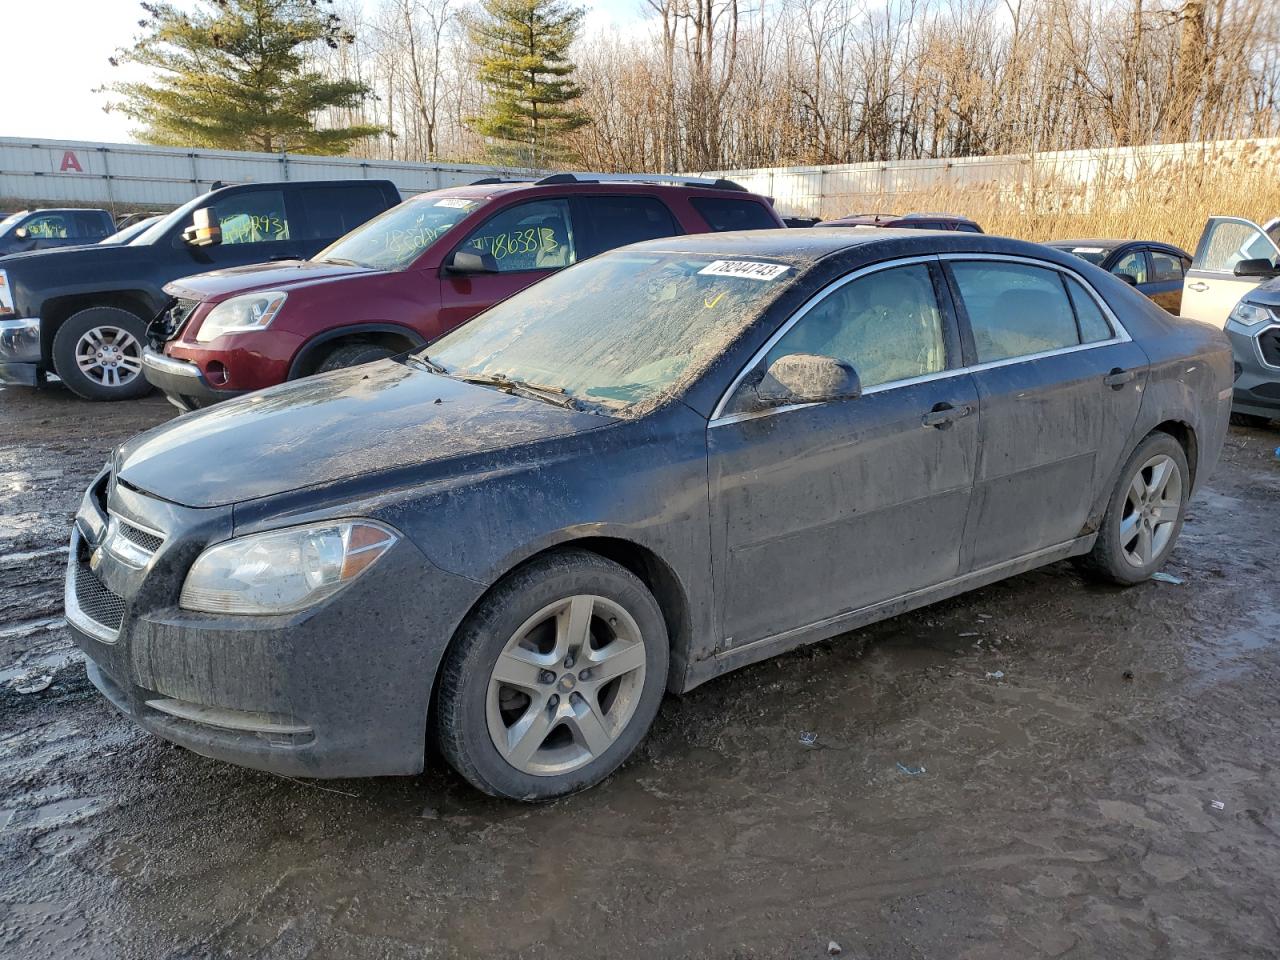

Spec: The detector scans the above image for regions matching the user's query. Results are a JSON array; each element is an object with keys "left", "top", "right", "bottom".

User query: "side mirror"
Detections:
[
  {"left": 14, "top": 227, "right": 27, "bottom": 239},
  {"left": 1115, "top": 272, "right": 1139, "bottom": 286},
  {"left": 446, "top": 249, "right": 499, "bottom": 274},
  {"left": 1234, "top": 258, "right": 1280, "bottom": 278},
  {"left": 182, "top": 208, "right": 221, "bottom": 247},
  {"left": 755, "top": 353, "right": 862, "bottom": 407}
]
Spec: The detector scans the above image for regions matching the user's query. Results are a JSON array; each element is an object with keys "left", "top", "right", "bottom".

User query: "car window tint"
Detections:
[
  {"left": 580, "top": 196, "right": 678, "bottom": 255},
  {"left": 461, "top": 199, "right": 576, "bottom": 272},
  {"left": 951, "top": 261, "right": 1080, "bottom": 362},
  {"left": 765, "top": 263, "right": 947, "bottom": 388},
  {"left": 1112, "top": 250, "right": 1148, "bottom": 284},
  {"left": 1149, "top": 250, "right": 1184, "bottom": 282},
  {"left": 299, "top": 185, "right": 389, "bottom": 239},
  {"left": 1198, "top": 220, "right": 1277, "bottom": 272},
  {"left": 689, "top": 197, "right": 776, "bottom": 232},
  {"left": 1063, "top": 276, "right": 1114, "bottom": 343},
  {"left": 207, "top": 190, "right": 290, "bottom": 244}
]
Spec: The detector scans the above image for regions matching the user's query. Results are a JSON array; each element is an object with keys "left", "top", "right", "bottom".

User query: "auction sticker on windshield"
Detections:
[
  {"left": 434, "top": 198, "right": 476, "bottom": 209},
  {"left": 698, "top": 260, "right": 791, "bottom": 281}
]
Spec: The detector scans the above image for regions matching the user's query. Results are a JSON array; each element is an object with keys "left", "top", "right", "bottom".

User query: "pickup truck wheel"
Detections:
[
  {"left": 51, "top": 307, "right": 152, "bottom": 401},
  {"left": 316, "top": 342, "right": 397, "bottom": 373},
  {"left": 1076, "top": 432, "right": 1189, "bottom": 586},
  {"left": 435, "top": 550, "right": 669, "bottom": 801}
]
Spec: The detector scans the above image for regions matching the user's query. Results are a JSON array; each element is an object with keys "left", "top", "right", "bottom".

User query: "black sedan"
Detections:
[
  {"left": 66, "top": 229, "right": 1232, "bottom": 800},
  {"left": 1046, "top": 238, "right": 1192, "bottom": 314}
]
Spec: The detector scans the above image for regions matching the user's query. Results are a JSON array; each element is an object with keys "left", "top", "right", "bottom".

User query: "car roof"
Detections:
[
  {"left": 410, "top": 178, "right": 767, "bottom": 202},
  {"left": 1048, "top": 238, "right": 1190, "bottom": 256}
]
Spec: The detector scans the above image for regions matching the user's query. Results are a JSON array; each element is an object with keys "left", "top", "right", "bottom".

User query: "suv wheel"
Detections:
[
  {"left": 1077, "top": 431, "right": 1189, "bottom": 585},
  {"left": 51, "top": 307, "right": 152, "bottom": 401},
  {"left": 435, "top": 550, "right": 669, "bottom": 801},
  {"left": 316, "top": 342, "right": 398, "bottom": 373}
]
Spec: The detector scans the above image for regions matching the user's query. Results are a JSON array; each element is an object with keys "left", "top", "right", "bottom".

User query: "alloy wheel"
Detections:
[
  {"left": 1119, "top": 453, "right": 1183, "bottom": 567},
  {"left": 74, "top": 325, "right": 143, "bottom": 388},
  {"left": 486, "top": 594, "right": 647, "bottom": 777}
]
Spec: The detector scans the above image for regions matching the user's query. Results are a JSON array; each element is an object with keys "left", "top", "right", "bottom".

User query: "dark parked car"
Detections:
[
  {"left": 1046, "top": 239, "right": 1192, "bottom": 314},
  {"left": 822, "top": 211, "right": 984, "bottom": 232},
  {"left": 141, "top": 174, "right": 783, "bottom": 411},
  {"left": 0, "top": 208, "right": 115, "bottom": 256},
  {"left": 99, "top": 216, "right": 163, "bottom": 246},
  {"left": 66, "top": 229, "right": 1230, "bottom": 800},
  {"left": 0, "top": 179, "right": 399, "bottom": 400},
  {"left": 1221, "top": 275, "right": 1280, "bottom": 427}
]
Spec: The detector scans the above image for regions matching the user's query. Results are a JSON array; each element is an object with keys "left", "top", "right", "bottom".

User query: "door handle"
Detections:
[
  {"left": 1187, "top": 281, "right": 1209, "bottom": 292},
  {"left": 922, "top": 402, "right": 974, "bottom": 429},
  {"left": 1104, "top": 368, "right": 1136, "bottom": 389}
]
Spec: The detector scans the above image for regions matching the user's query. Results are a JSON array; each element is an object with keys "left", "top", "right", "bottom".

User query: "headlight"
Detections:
[
  {"left": 0, "top": 269, "right": 14, "bottom": 316},
  {"left": 1228, "top": 300, "right": 1276, "bottom": 327},
  {"left": 195, "top": 290, "right": 288, "bottom": 342},
  {"left": 180, "top": 520, "right": 398, "bottom": 615}
]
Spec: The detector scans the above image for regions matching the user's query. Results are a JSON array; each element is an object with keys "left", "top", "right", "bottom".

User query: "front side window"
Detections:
[
  {"left": 952, "top": 261, "right": 1081, "bottom": 362},
  {"left": 24, "top": 213, "right": 72, "bottom": 239},
  {"left": 1197, "top": 219, "right": 1278, "bottom": 272},
  {"left": 426, "top": 252, "right": 793, "bottom": 411},
  {"left": 1150, "top": 250, "right": 1184, "bottom": 282},
  {"left": 459, "top": 199, "right": 576, "bottom": 272},
  {"left": 1112, "top": 250, "right": 1148, "bottom": 284},
  {"left": 690, "top": 197, "right": 777, "bottom": 232},
  {"left": 207, "top": 190, "right": 290, "bottom": 245},
  {"left": 764, "top": 263, "right": 948, "bottom": 388}
]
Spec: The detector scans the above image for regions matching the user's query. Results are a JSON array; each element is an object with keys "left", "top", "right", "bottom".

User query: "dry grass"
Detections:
[{"left": 817, "top": 146, "right": 1280, "bottom": 251}]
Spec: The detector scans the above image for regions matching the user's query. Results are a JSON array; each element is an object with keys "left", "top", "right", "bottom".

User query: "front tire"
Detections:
[
  {"left": 435, "top": 550, "right": 669, "bottom": 801},
  {"left": 51, "top": 307, "right": 152, "bottom": 401},
  {"left": 1077, "top": 432, "right": 1189, "bottom": 585},
  {"left": 316, "top": 342, "right": 397, "bottom": 374}
]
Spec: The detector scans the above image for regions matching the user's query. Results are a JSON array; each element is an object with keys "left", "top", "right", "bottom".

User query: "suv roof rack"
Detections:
[
  {"left": 533, "top": 172, "right": 748, "bottom": 192},
  {"left": 902, "top": 211, "right": 971, "bottom": 220},
  {"left": 468, "top": 176, "right": 533, "bottom": 186}
]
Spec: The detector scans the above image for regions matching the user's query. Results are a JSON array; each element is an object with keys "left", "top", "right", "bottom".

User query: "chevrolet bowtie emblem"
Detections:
[{"left": 89, "top": 548, "right": 104, "bottom": 572}]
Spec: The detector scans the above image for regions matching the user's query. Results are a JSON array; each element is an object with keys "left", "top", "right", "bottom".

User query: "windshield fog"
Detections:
[
  {"left": 424, "top": 251, "right": 795, "bottom": 412},
  {"left": 315, "top": 196, "right": 481, "bottom": 270}
]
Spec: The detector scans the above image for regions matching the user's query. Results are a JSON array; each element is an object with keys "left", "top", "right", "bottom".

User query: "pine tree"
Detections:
[
  {"left": 103, "top": 0, "right": 383, "bottom": 155},
  {"left": 466, "top": 0, "right": 590, "bottom": 167}
]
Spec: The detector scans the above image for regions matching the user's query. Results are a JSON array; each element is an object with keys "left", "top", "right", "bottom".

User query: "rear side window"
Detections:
[
  {"left": 578, "top": 196, "right": 678, "bottom": 256},
  {"left": 1150, "top": 250, "right": 1184, "bottom": 282},
  {"left": 207, "top": 190, "right": 290, "bottom": 244},
  {"left": 299, "top": 185, "right": 389, "bottom": 239},
  {"left": 690, "top": 197, "right": 776, "bottom": 232},
  {"left": 951, "top": 261, "right": 1080, "bottom": 362},
  {"left": 74, "top": 211, "right": 111, "bottom": 239},
  {"left": 1063, "top": 276, "right": 1114, "bottom": 343}
]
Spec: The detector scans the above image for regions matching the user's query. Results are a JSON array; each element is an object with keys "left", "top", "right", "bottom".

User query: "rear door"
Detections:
[
  {"left": 1182, "top": 217, "right": 1280, "bottom": 326},
  {"left": 945, "top": 256, "right": 1147, "bottom": 570},
  {"left": 436, "top": 198, "right": 578, "bottom": 332}
]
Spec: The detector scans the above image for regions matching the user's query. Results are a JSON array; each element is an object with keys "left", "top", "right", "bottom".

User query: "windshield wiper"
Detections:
[
  {"left": 406, "top": 353, "right": 448, "bottom": 374},
  {"left": 319, "top": 256, "right": 365, "bottom": 267},
  {"left": 458, "top": 373, "right": 585, "bottom": 411}
]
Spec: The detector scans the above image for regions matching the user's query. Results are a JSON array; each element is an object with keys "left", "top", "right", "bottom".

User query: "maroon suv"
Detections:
[{"left": 141, "top": 175, "right": 782, "bottom": 409}]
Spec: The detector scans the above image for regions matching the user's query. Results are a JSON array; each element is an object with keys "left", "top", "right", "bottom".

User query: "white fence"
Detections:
[
  {"left": 700, "top": 138, "right": 1280, "bottom": 218},
  {"left": 0, "top": 137, "right": 531, "bottom": 210}
]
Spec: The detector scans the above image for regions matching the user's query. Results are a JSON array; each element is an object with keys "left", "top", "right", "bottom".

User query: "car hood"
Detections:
[
  {"left": 0, "top": 243, "right": 143, "bottom": 267},
  {"left": 164, "top": 259, "right": 380, "bottom": 301},
  {"left": 1245, "top": 275, "right": 1280, "bottom": 307},
  {"left": 115, "top": 360, "right": 610, "bottom": 508}
]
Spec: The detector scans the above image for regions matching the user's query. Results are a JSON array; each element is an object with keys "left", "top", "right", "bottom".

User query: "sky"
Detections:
[{"left": 5, "top": 0, "right": 646, "bottom": 145}]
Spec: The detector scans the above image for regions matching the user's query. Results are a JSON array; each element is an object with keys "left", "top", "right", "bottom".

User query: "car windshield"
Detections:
[
  {"left": 423, "top": 250, "right": 796, "bottom": 413},
  {"left": 100, "top": 218, "right": 157, "bottom": 245},
  {"left": 132, "top": 195, "right": 212, "bottom": 246},
  {"left": 1057, "top": 245, "right": 1108, "bottom": 265},
  {"left": 315, "top": 196, "right": 482, "bottom": 270}
]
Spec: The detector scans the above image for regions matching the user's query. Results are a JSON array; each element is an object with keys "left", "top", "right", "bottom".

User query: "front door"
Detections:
[
  {"left": 1182, "top": 217, "right": 1279, "bottom": 326},
  {"left": 708, "top": 260, "right": 980, "bottom": 651},
  {"left": 944, "top": 257, "right": 1147, "bottom": 570},
  {"left": 182, "top": 188, "right": 305, "bottom": 273},
  {"left": 437, "top": 198, "right": 578, "bottom": 332}
]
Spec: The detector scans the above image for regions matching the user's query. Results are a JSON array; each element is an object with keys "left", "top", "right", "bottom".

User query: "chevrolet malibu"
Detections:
[{"left": 66, "top": 230, "right": 1232, "bottom": 800}]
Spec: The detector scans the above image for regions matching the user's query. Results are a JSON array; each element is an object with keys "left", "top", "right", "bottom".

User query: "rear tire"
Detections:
[
  {"left": 316, "top": 342, "right": 397, "bottom": 373},
  {"left": 1076, "top": 432, "right": 1189, "bottom": 586},
  {"left": 435, "top": 549, "right": 669, "bottom": 801},
  {"left": 51, "top": 307, "right": 152, "bottom": 401},
  {"left": 1230, "top": 411, "right": 1272, "bottom": 429}
]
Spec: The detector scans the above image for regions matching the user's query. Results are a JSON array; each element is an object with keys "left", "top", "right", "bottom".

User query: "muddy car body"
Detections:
[{"left": 66, "top": 229, "right": 1232, "bottom": 800}]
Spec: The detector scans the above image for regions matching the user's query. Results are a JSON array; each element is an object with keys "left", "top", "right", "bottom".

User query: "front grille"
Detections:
[
  {"left": 116, "top": 520, "right": 163, "bottom": 554},
  {"left": 147, "top": 298, "right": 200, "bottom": 346},
  {"left": 72, "top": 561, "right": 126, "bottom": 633},
  {"left": 1259, "top": 328, "right": 1280, "bottom": 368}
]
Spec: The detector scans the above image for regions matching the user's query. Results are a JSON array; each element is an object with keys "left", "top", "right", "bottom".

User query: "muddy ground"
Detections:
[{"left": 1, "top": 382, "right": 1279, "bottom": 960}]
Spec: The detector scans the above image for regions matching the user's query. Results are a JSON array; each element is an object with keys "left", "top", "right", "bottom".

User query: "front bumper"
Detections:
[
  {"left": 141, "top": 347, "right": 246, "bottom": 411},
  {"left": 1227, "top": 320, "right": 1280, "bottom": 417},
  {"left": 66, "top": 469, "right": 482, "bottom": 779},
  {"left": 0, "top": 317, "right": 42, "bottom": 385}
]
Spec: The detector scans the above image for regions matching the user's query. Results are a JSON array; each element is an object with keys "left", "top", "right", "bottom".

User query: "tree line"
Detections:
[{"left": 106, "top": 0, "right": 1280, "bottom": 171}]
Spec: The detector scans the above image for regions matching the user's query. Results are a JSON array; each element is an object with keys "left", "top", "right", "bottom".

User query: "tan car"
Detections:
[{"left": 1181, "top": 216, "right": 1280, "bottom": 325}]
